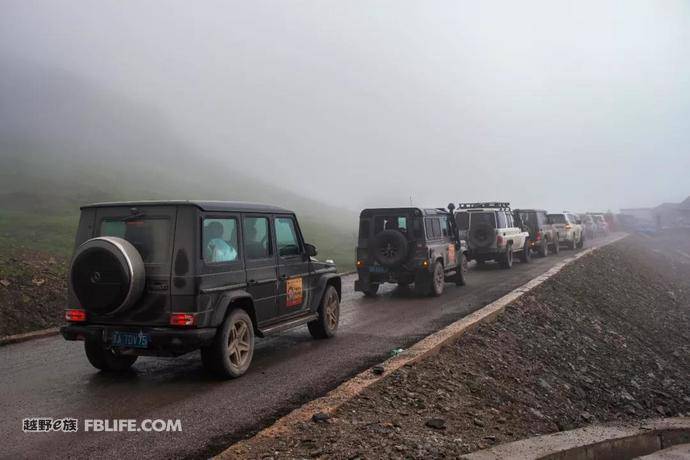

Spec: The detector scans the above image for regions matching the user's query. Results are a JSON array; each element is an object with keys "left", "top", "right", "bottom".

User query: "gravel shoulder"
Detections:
[{"left": 240, "top": 231, "right": 690, "bottom": 459}]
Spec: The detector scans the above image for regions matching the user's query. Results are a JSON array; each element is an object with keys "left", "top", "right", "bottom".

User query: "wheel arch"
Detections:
[{"left": 212, "top": 291, "right": 260, "bottom": 336}]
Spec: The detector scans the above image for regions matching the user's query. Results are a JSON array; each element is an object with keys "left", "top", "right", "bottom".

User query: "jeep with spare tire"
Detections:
[
  {"left": 60, "top": 201, "right": 341, "bottom": 379},
  {"left": 354, "top": 205, "right": 468, "bottom": 297},
  {"left": 454, "top": 202, "right": 530, "bottom": 269}
]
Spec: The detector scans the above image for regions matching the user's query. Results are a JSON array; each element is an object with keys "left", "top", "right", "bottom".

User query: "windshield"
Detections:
[
  {"left": 100, "top": 218, "right": 171, "bottom": 264},
  {"left": 548, "top": 214, "right": 567, "bottom": 224}
]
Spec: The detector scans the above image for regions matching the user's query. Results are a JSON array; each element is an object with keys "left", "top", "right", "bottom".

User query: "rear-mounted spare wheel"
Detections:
[
  {"left": 372, "top": 229, "right": 409, "bottom": 267},
  {"left": 70, "top": 237, "right": 145, "bottom": 315}
]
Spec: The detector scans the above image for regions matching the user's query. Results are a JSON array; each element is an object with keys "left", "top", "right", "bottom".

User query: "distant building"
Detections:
[
  {"left": 651, "top": 196, "right": 690, "bottom": 228},
  {"left": 619, "top": 207, "right": 654, "bottom": 224}
]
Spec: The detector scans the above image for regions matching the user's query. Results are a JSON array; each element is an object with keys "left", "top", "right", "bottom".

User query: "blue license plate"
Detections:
[
  {"left": 369, "top": 265, "right": 386, "bottom": 273},
  {"left": 111, "top": 331, "right": 150, "bottom": 349}
]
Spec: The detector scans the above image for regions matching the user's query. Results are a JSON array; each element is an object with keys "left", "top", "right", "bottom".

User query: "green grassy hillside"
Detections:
[{"left": 0, "top": 152, "right": 356, "bottom": 268}]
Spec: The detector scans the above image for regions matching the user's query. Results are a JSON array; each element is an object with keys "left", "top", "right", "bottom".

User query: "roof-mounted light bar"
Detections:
[{"left": 456, "top": 202, "right": 511, "bottom": 210}]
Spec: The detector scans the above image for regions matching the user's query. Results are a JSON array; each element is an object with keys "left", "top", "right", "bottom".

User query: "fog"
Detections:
[{"left": 2, "top": 0, "right": 689, "bottom": 213}]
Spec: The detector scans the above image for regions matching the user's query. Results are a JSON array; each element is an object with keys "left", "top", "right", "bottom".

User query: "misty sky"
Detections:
[{"left": 2, "top": 0, "right": 689, "bottom": 212}]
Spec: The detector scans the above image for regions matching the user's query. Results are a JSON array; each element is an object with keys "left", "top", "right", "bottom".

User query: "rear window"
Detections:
[
  {"left": 470, "top": 212, "right": 496, "bottom": 227},
  {"left": 549, "top": 214, "right": 566, "bottom": 224},
  {"left": 374, "top": 215, "right": 408, "bottom": 233},
  {"left": 100, "top": 218, "right": 171, "bottom": 264},
  {"left": 455, "top": 212, "right": 469, "bottom": 230}
]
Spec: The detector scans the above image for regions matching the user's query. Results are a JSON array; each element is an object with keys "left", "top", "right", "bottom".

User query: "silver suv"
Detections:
[{"left": 547, "top": 212, "right": 584, "bottom": 249}]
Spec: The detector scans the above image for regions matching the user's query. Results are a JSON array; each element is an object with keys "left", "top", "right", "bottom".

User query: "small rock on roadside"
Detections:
[
  {"left": 312, "top": 412, "right": 331, "bottom": 423},
  {"left": 372, "top": 365, "right": 385, "bottom": 375},
  {"left": 425, "top": 418, "right": 446, "bottom": 430}
]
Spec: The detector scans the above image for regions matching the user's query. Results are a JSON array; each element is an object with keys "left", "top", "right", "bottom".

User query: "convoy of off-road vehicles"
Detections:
[{"left": 61, "top": 199, "right": 610, "bottom": 379}]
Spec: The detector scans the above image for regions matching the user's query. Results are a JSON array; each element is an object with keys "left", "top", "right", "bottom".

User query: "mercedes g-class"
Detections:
[
  {"left": 61, "top": 201, "right": 341, "bottom": 379},
  {"left": 454, "top": 202, "right": 530, "bottom": 269},
  {"left": 514, "top": 209, "right": 560, "bottom": 257},
  {"left": 354, "top": 206, "right": 467, "bottom": 297}
]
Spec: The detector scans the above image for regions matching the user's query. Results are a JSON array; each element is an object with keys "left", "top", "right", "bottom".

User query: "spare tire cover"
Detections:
[
  {"left": 70, "top": 236, "right": 145, "bottom": 315},
  {"left": 469, "top": 223, "right": 495, "bottom": 248},
  {"left": 372, "top": 230, "right": 409, "bottom": 267}
]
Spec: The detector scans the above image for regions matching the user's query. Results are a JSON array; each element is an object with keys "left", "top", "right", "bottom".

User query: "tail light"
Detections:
[
  {"left": 535, "top": 231, "right": 542, "bottom": 241},
  {"left": 565, "top": 224, "right": 572, "bottom": 230},
  {"left": 496, "top": 235, "right": 504, "bottom": 246},
  {"left": 65, "top": 309, "right": 87, "bottom": 322},
  {"left": 356, "top": 260, "right": 364, "bottom": 269},
  {"left": 170, "top": 313, "right": 196, "bottom": 327}
]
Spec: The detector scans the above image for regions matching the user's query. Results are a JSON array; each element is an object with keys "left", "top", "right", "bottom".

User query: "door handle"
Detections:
[{"left": 247, "top": 279, "right": 257, "bottom": 285}]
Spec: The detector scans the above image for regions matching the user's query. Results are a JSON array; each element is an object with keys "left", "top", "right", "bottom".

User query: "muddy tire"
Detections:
[
  {"left": 308, "top": 285, "right": 340, "bottom": 339},
  {"left": 519, "top": 241, "right": 531, "bottom": 263},
  {"left": 538, "top": 240, "right": 549, "bottom": 257},
  {"left": 499, "top": 245, "right": 513, "bottom": 269},
  {"left": 454, "top": 254, "right": 468, "bottom": 286},
  {"left": 430, "top": 261, "right": 444, "bottom": 297},
  {"left": 362, "top": 283, "right": 379, "bottom": 297},
  {"left": 201, "top": 308, "right": 254, "bottom": 379},
  {"left": 84, "top": 340, "right": 137, "bottom": 372}
]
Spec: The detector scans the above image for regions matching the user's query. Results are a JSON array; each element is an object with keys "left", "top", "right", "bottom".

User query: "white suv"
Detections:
[
  {"left": 455, "top": 202, "right": 530, "bottom": 269},
  {"left": 547, "top": 212, "right": 584, "bottom": 249}
]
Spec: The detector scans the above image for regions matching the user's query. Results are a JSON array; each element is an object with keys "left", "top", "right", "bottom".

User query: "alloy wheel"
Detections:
[{"left": 227, "top": 319, "right": 251, "bottom": 368}]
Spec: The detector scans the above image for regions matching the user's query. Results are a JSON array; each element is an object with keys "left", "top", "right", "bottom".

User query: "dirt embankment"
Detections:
[
  {"left": 0, "top": 250, "right": 67, "bottom": 337},
  {"left": 242, "top": 232, "right": 690, "bottom": 459}
]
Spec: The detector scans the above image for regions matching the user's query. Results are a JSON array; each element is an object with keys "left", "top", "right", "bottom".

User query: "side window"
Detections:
[
  {"left": 440, "top": 216, "right": 449, "bottom": 237},
  {"left": 203, "top": 218, "right": 239, "bottom": 264},
  {"left": 425, "top": 218, "right": 434, "bottom": 238},
  {"left": 496, "top": 212, "right": 507, "bottom": 228},
  {"left": 276, "top": 217, "right": 301, "bottom": 257},
  {"left": 243, "top": 216, "right": 272, "bottom": 260},
  {"left": 431, "top": 218, "right": 441, "bottom": 238},
  {"left": 506, "top": 213, "right": 514, "bottom": 228}
]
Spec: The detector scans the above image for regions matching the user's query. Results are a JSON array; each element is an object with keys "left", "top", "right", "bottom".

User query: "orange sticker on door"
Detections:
[
  {"left": 286, "top": 277, "right": 303, "bottom": 307},
  {"left": 448, "top": 245, "right": 456, "bottom": 265}
]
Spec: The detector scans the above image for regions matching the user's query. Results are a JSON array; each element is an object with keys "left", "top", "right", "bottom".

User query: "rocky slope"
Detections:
[{"left": 240, "top": 231, "right": 690, "bottom": 459}]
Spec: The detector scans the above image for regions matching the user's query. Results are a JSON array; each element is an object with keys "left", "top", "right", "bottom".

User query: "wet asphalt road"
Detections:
[{"left": 0, "top": 235, "right": 621, "bottom": 459}]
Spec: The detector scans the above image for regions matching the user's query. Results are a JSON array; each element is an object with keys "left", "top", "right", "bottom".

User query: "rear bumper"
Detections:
[
  {"left": 60, "top": 324, "right": 216, "bottom": 356},
  {"left": 355, "top": 266, "right": 427, "bottom": 289}
]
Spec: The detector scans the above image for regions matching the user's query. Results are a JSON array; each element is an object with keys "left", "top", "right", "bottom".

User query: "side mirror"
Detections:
[{"left": 305, "top": 243, "right": 318, "bottom": 257}]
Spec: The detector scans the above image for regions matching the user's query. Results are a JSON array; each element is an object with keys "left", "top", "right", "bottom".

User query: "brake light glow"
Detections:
[
  {"left": 535, "top": 231, "right": 542, "bottom": 241},
  {"left": 356, "top": 260, "right": 364, "bottom": 268},
  {"left": 496, "top": 235, "right": 504, "bottom": 246},
  {"left": 422, "top": 259, "right": 429, "bottom": 268},
  {"left": 65, "top": 309, "right": 87, "bottom": 322},
  {"left": 170, "top": 313, "right": 196, "bottom": 327},
  {"left": 565, "top": 224, "right": 572, "bottom": 230}
]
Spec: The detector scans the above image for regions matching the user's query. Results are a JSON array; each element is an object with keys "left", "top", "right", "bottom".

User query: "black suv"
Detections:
[
  {"left": 61, "top": 201, "right": 341, "bottom": 379},
  {"left": 354, "top": 206, "right": 467, "bottom": 297},
  {"left": 513, "top": 209, "right": 560, "bottom": 257}
]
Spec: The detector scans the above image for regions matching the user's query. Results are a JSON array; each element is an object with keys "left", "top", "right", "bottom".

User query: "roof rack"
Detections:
[{"left": 457, "top": 202, "right": 511, "bottom": 211}]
